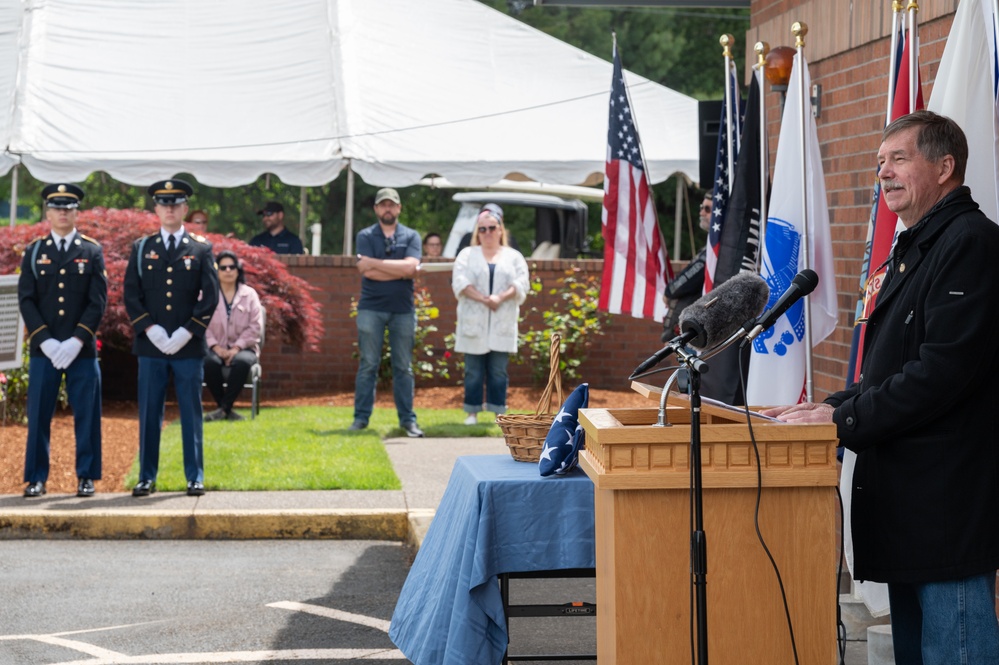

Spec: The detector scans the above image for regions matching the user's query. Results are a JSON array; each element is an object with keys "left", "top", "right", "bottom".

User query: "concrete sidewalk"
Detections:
[{"left": 0, "top": 436, "right": 510, "bottom": 544}]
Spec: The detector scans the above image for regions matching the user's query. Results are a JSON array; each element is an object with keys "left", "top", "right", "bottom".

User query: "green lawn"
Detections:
[{"left": 125, "top": 405, "right": 505, "bottom": 491}]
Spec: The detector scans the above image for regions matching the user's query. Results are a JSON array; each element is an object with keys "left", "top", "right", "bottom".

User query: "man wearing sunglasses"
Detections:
[
  {"left": 350, "top": 187, "right": 424, "bottom": 438},
  {"left": 661, "top": 194, "right": 712, "bottom": 341},
  {"left": 249, "top": 201, "right": 304, "bottom": 255}
]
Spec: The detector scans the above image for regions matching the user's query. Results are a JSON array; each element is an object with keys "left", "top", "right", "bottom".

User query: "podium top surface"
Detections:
[{"left": 577, "top": 384, "right": 840, "bottom": 490}]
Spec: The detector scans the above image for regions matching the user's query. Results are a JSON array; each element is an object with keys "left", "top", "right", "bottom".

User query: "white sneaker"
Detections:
[{"left": 464, "top": 414, "right": 478, "bottom": 425}]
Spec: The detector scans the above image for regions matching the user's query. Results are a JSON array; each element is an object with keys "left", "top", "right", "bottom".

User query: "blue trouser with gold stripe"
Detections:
[
  {"left": 136, "top": 356, "right": 204, "bottom": 484},
  {"left": 24, "top": 354, "right": 102, "bottom": 483}
]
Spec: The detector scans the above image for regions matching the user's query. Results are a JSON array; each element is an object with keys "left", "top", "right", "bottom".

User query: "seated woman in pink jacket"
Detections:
[{"left": 204, "top": 250, "right": 262, "bottom": 421}]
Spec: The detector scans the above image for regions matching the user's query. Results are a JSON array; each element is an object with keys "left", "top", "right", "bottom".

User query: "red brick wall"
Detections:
[
  {"left": 262, "top": 255, "right": 666, "bottom": 398},
  {"left": 748, "top": 4, "right": 954, "bottom": 400}
]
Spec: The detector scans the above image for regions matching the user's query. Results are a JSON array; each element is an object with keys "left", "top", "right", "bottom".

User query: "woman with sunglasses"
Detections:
[
  {"left": 451, "top": 204, "right": 529, "bottom": 425},
  {"left": 204, "top": 250, "right": 263, "bottom": 421}
]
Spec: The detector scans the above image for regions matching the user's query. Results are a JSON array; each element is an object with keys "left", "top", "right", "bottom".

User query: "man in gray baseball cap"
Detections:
[
  {"left": 374, "top": 187, "right": 401, "bottom": 205},
  {"left": 351, "top": 186, "right": 424, "bottom": 438}
]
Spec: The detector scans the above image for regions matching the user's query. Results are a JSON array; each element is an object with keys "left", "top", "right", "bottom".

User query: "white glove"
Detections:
[
  {"left": 146, "top": 324, "right": 172, "bottom": 354},
  {"left": 39, "top": 339, "right": 61, "bottom": 361},
  {"left": 163, "top": 327, "right": 193, "bottom": 355},
  {"left": 51, "top": 337, "right": 83, "bottom": 370}
]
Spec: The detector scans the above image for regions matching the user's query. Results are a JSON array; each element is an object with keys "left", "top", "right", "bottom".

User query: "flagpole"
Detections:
[
  {"left": 722, "top": 34, "right": 737, "bottom": 190},
  {"left": 754, "top": 42, "right": 769, "bottom": 273},
  {"left": 908, "top": 0, "right": 920, "bottom": 113},
  {"left": 8, "top": 164, "right": 17, "bottom": 228},
  {"left": 792, "top": 21, "right": 816, "bottom": 403},
  {"left": 888, "top": 0, "right": 902, "bottom": 122}
]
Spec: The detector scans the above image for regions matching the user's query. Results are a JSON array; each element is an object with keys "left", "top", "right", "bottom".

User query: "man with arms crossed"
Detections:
[
  {"left": 350, "top": 187, "right": 423, "bottom": 438},
  {"left": 763, "top": 111, "right": 999, "bottom": 663}
]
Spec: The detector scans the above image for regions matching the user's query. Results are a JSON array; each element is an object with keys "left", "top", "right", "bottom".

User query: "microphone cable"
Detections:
[
  {"left": 736, "top": 346, "right": 801, "bottom": 665},
  {"left": 835, "top": 483, "right": 847, "bottom": 665}
]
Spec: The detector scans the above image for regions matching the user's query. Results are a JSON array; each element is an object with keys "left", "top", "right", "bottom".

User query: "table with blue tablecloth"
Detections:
[{"left": 389, "top": 454, "right": 596, "bottom": 665}]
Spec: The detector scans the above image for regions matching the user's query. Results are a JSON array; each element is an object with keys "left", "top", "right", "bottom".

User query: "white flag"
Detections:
[
  {"left": 927, "top": 0, "right": 999, "bottom": 223},
  {"left": 746, "top": 51, "right": 837, "bottom": 406}
]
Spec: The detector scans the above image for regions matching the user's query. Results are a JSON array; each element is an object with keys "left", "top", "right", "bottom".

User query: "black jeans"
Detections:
[{"left": 203, "top": 349, "right": 258, "bottom": 412}]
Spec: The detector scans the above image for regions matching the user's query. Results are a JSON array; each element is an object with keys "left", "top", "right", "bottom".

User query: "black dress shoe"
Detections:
[
  {"left": 77, "top": 479, "right": 95, "bottom": 498},
  {"left": 186, "top": 481, "right": 205, "bottom": 497},
  {"left": 204, "top": 408, "right": 226, "bottom": 422},
  {"left": 23, "top": 482, "right": 46, "bottom": 498},
  {"left": 132, "top": 480, "right": 156, "bottom": 497}
]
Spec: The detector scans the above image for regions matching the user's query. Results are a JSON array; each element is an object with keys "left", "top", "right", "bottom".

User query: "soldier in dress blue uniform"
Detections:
[
  {"left": 18, "top": 183, "right": 107, "bottom": 498},
  {"left": 123, "top": 179, "right": 219, "bottom": 497}
]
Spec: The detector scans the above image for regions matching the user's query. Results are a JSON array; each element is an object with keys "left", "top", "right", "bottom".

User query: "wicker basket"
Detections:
[{"left": 496, "top": 333, "right": 564, "bottom": 462}]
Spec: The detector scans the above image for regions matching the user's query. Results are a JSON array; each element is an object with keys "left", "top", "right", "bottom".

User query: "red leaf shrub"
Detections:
[{"left": 0, "top": 207, "right": 323, "bottom": 353}]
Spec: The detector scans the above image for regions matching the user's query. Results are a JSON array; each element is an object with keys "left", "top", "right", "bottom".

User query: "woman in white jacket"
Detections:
[{"left": 452, "top": 204, "right": 530, "bottom": 424}]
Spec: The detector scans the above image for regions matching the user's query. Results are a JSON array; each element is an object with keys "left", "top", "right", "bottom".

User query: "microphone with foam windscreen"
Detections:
[
  {"left": 678, "top": 272, "right": 771, "bottom": 350},
  {"left": 630, "top": 273, "right": 770, "bottom": 377},
  {"left": 743, "top": 269, "right": 819, "bottom": 343}
]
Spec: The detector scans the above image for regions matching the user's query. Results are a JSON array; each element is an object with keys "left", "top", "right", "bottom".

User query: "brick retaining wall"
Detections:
[{"left": 260, "top": 255, "right": 667, "bottom": 398}]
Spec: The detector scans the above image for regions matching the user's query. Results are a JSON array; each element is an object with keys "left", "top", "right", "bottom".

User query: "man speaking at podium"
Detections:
[{"left": 763, "top": 111, "right": 999, "bottom": 663}]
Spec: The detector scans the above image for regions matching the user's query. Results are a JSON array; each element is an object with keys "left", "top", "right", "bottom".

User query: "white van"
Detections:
[{"left": 441, "top": 189, "right": 603, "bottom": 259}]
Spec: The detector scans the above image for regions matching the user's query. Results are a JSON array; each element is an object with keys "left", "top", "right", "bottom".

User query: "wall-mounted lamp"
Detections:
[{"left": 762, "top": 35, "right": 821, "bottom": 118}]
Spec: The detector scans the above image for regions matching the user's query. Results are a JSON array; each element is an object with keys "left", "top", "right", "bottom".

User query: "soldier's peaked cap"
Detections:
[
  {"left": 41, "top": 183, "right": 85, "bottom": 209},
  {"left": 148, "top": 179, "right": 194, "bottom": 205}
]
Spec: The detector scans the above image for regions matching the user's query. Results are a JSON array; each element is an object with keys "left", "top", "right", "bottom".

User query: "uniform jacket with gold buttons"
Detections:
[
  {"left": 18, "top": 232, "right": 107, "bottom": 358},
  {"left": 124, "top": 230, "right": 219, "bottom": 359}
]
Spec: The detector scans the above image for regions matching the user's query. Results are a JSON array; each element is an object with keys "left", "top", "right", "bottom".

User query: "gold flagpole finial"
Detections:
[
  {"left": 754, "top": 41, "right": 770, "bottom": 69},
  {"left": 906, "top": 0, "right": 919, "bottom": 12},
  {"left": 792, "top": 21, "right": 808, "bottom": 48},
  {"left": 892, "top": 0, "right": 903, "bottom": 12},
  {"left": 720, "top": 34, "right": 735, "bottom": 58}
]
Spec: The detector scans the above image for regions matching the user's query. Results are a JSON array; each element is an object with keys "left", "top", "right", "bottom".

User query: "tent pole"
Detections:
[
  {"left": 344, "top": 162, "right": 355, "bottom": 255},
  {"left": 9, "top": 164, "right": 18, "bottom": 227},
  {"left": 673, "top": 177, "right": 682, "bottom": 259},
  {"left": 299, "top": 187, "right": 308, "bottom": 247}
]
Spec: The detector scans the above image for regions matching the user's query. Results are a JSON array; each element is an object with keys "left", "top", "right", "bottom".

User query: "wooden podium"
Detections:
[{"left": 579, "top": 385, "right": 839, "bottom": 664}]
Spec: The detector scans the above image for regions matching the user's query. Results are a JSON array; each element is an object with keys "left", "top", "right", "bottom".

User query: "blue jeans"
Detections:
[
  {"left": 353, "top": 309, "right": 417, "bottom": 427},
  {"left": 137, "top": 356, "right": 205, "bottom": 484},
  {"left": 463, "top": 351, "right": 509, "bottom": 414},
  {"left": 888, "top": 571, "right": 999, "bottom": 665}
]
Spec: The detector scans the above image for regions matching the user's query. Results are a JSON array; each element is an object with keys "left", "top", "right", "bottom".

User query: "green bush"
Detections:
[
  {"left": 0, "top": 344, "right": 68, "bottom": 424},
  {"left": 518, "top": 266, "right": 610, "bottom": 383}
]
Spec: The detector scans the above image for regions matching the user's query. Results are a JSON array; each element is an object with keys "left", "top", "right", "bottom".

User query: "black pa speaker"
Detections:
[{"left": 698, "top": 100, "right": 723, "bottom": 189}]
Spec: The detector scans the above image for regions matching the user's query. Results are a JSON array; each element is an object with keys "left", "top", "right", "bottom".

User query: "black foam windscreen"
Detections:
[{"left": 678, "top": 272, "right": 770, "bottom": 350}]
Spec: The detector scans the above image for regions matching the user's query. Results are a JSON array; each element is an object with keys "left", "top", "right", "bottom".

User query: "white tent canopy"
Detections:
[{"left": 0, "top": 0, "right": 698, "bottom": 189}]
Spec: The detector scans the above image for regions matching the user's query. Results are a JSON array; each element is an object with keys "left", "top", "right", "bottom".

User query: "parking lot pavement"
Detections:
[{"left": 0, "top": 540, "right": 412, "bottom": 664}]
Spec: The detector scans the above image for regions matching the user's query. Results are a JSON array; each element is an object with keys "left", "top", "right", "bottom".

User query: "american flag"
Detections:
[
  {"left": 703, "top": 60, "right": 741, "bottom": 294},
  {"left": 598, "top": 44, "right": 670, "bottom": 322}
]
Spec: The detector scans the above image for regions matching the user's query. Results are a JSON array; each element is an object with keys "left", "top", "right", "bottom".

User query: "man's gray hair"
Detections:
[{"left": 882, "top": 110, "right": 968, "bottom": 183}]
